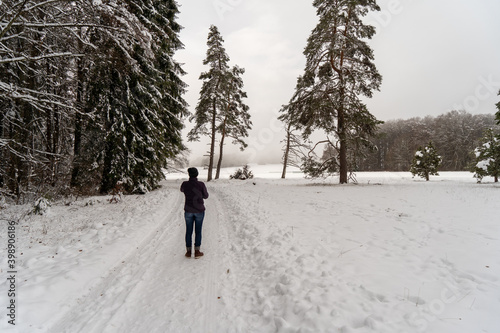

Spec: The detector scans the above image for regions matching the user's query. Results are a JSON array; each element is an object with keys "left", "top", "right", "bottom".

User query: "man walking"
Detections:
[{"left": 180, "top": 167, "right": 209, "bottom": 258}]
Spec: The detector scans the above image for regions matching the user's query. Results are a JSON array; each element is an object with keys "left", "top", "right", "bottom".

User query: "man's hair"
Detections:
[{"left": 188, "top": 167, "right": 199, "bottom": 178}]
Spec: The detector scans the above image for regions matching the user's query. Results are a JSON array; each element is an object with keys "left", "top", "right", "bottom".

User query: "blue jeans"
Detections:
[{"left": 185, "top": 212, "right": 204, "bottom": 248}]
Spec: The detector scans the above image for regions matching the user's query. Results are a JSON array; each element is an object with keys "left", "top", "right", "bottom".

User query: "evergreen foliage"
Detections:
[
  {"left": 472, "top": 129, "right": 500, "bottom": 183},
  {"left": 188, "top": 25, "right": 251, "bottom": 181},
  {"left": 496, "top": 90, "right": 500, "bottom": 125},
  {"left": 94, "top": 0, "right": 187, "bottom": 194},
  {"left": 280, "top": 0, "right": 382, "bottom": 183},
  {"left": 410, "top": 142, "right": 442, "bottom": 181},
  {"left": 1, "top": 0, "right": 188, "bottom": 200},
  {"left": 229, "top": 165, "right": 254, "bottom": 180},
  {"left": 215, "top": 65, "right": 252, "bottom": 179}
]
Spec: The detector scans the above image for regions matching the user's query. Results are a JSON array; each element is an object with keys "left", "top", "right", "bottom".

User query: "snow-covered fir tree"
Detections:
[
  {"left": 279, "top": 0, "right": 382, "bottom": 184},
  {"left": 188, "top": 25, "right": 251, "bottom": 181},
  {"left": 473, "top": 129, "right": 500, "bottom": 183},
  {"left": 121, "top": 0, "right": 188, "bottom": 193},
  {"left": 496, "top": 90, "right": 500, "bottom": 125},
  {"left": 410, "top": 142, "right": 442, "bottom": 181},
  {"left": 75, "top": 1, "right": 188, "bottom": 194}
]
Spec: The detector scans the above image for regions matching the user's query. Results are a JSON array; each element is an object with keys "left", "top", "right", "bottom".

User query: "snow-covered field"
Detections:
[{"left": 1, "top": 165, "right": 499, "bottom": 333}]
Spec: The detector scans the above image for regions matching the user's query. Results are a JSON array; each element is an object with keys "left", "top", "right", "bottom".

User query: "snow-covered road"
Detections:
[{"left": 48, "top": 183, "right": 228, "bottom": 333}]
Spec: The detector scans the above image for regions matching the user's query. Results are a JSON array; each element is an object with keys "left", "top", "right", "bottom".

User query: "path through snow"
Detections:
[{"left": 49, "top": 182, "right": 227, "bottom": 333}]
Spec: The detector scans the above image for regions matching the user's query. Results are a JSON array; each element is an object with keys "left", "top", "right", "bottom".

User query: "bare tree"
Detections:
[{"left": 281, "top": 122, "right": 311, "bottom": 179}]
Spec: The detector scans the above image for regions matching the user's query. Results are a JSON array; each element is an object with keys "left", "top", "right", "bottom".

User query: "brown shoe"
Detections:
[
  {"left": 185, "top": 247, "right": 192, "bottom": 258},
  {"left": 194, "top": 249, "right": 204, "bottom": 258}
]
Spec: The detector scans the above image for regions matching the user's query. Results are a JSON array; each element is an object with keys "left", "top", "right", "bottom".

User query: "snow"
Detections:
[
  {"left": 1, "top": 165, "right": 499, "bottom": 333},
  {"left": 477, "top": 159, "right": 492, "bottom": 171}
]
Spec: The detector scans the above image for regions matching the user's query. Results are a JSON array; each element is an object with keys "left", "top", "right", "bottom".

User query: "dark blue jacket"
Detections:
[{"left": 180, "top": 178, "right": 209, "bottom": 213}]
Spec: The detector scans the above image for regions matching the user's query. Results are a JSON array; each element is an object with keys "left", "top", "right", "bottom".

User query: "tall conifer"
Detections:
[
  {"left": 77, "top": 0, "right": 187, "bottom": 193},
  {"left": 189, "top": 25, "right": 251, "bottom": 181},
  {"left": 280, "top": 0, "right": 382, "bottom": 183},
  {"left": 496, "top": 90, "right": 500, "bottom": 125},
  {"left": 215, "top": 65, "right": 251, "bottom": 179}
]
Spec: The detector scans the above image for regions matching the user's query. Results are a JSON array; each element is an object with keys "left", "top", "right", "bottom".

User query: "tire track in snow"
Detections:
[
  {"left": 50, "top": 185, "right": 185, "bottom": 333},
  {"left": 199, "top": 185, "right": 226, "bottom": 333}
]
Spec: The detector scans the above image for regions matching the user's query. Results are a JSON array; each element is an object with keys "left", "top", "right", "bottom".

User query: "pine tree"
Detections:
[
  {"left": 496, "top": 90, "right": 500, "bottom": 125},
  {"left": 215, "top": 65, "right": 251, "bottom": 179},
  {"left": 410, "top": 142, "right": 442, "bottom": 181},
  {"left": 188, "top": 25, "right": 229, "bottom": 182},
  {"left": 280, "top": 0, "right": 382, "bottom": 183},
  {"left": 473, "top": 129, "right": 500, "bottom": 183},
  {"left": 189, "top": 25, "right": 251, "bottom": 181}
]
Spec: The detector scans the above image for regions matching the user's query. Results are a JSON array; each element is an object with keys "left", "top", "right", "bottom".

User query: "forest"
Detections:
[
  {"left": 1, "top": 0, "right": 187, "bottom": 201},
  {"left": 357, "top": 111, "right": 499, "bottom": 172}
]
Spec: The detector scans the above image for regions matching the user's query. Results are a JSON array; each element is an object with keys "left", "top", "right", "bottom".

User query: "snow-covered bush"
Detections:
[
  {"left": 472, "top": 129, "right": 500, "bottom": 183},
  {"left": 230, "top": 165, "right": 254, "bottom": 180},
  {"left": 32, "top": 197, "right": 51, "bottom": 215},
  {"left": 410, "top": 142, "right": 441, "bottom": 181},
  {"left": 109, "top": 181, "right": 125, "bottom": 203}
]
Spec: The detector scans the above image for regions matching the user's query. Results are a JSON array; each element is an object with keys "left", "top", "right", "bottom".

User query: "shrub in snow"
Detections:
[
  {"left": 32, "top": 197, "right": 51, "bottom": 215},
  {"left": 230, "top": 165, "right": 254, "bottom": 180},
  {"left": 410, "top": 141, "right": 441, "bottom": 181},
  {"left": 85, "top": 198, "right": 99, "bottom": 206},
  {"left": 109, "top": 182, "right": 125, "bottom": 203},
  {"left": 472, "top": 128, "right": 500, "bottom": 183}
]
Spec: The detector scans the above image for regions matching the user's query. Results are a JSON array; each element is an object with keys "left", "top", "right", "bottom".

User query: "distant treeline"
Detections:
[{"left": 356, "top": 111, "right": 499, "bottom": 171}]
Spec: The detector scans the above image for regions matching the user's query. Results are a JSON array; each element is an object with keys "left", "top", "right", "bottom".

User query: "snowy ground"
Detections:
[{"left": 1, "top": 165, "right": 499, "bottom": 333}]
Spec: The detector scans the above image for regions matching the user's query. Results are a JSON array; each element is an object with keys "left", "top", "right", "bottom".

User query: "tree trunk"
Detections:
[
  {"left": 71, "top": 110, "right": 82, "bottom": 186},
  {"left": 71, "top": 34, "right": 84, "bottom": 187},
  {"left": 338, "top": 90, "right": 348, "bottom": 184},
  {"left": 215, "top": 118, "right": 227, "bottom": 179},
  {"left": 281, "top": 123, "right": 291, "bottom": 179},
  {"left": 0, "top": 107, "right": 4, "bottom": 187},
  {"left": 52, "top": 109, "right": 59, "bottom": 187},
  {"left": 337, "top": 7, "right": 352, "bottom": 185},
  {"left": 46, "top": 107, "right": 54, "bottom": 185},
  {"left": 207, "top": 100, "right": 217, "bottom": 182},
  {"left": 338, "top": 122, "right": 348, "bottom": 183},
  {"left": 100, "top": 93, "right": 115, "bottom": 194}
]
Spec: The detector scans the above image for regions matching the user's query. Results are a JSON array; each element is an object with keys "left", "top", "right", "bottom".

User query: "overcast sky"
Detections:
[{"left": 175, "top": 0, "right": 500, "bottom": 165}]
